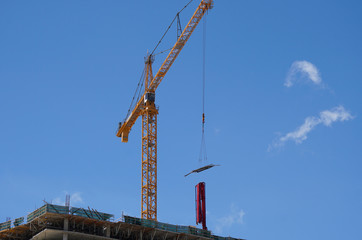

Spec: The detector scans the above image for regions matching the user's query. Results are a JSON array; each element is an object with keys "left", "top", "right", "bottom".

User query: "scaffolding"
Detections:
[
  {"left": 0, "top": 220, "right": 11, "bottom": 231},
  {"left": 124, "top": 216, "right": 211, "bottom": 238},
  {"left": 0, "top": 204, "right": 244, "bottom": 240}
]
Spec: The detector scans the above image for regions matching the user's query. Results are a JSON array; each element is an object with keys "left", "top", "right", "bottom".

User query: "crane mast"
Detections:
[
  {"left": 141, "top": 55, "right": 158, "bottom": 220},
  {"left": 117, "top": 0, "right": 214, "bottom": 221}
]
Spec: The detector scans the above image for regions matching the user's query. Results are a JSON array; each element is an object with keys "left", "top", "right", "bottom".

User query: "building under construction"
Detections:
[{"left": 0, "top": 204, "right": 243, "bottom": 240}]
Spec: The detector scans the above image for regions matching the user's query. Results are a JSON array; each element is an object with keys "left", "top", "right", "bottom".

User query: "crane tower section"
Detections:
[{"left": 142, "top": 55, "right": 158, "bottom": 220}]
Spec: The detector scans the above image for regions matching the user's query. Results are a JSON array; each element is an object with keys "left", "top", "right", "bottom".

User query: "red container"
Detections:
[{"left": 195, "top": 182, "right": 207, "bottom": 230}]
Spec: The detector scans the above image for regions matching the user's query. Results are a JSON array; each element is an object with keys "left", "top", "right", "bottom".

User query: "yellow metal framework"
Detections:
[
  {"left": 116, "top": 0, "right": 214, "bottom": 221},
  {"left": 141, "top": 56, "right": 158, "bottom": 220}
]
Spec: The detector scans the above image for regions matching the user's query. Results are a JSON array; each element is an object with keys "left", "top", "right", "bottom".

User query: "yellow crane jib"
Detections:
[{"left": 116, "top": 0, "right": 214, "bottom": 221}]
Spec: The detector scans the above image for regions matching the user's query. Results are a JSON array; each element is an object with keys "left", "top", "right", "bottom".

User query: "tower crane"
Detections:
[{"left": 116, "top": 0, "right": 214, "bottom": 221}]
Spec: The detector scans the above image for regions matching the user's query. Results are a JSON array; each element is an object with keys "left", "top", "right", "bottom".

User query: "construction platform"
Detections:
[{"left": 0, "top": 204, "right": 244, "bottom": 240}]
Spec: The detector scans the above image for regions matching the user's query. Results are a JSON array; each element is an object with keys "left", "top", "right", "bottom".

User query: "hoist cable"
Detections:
[
  {"left": 202, "top": 14, "right": 206, "bottom": 115},
  {"left": 199, "top": 14, "right": 207, "bottom": 163}
]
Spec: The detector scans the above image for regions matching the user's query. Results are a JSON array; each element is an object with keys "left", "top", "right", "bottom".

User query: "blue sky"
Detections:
[{"left": 1, "top": 1, "right": 361, "bottom": 239}]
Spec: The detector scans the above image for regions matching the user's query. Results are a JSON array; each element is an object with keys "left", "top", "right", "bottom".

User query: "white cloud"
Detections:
[
  {"left": 53, "top": 197, "right": 64, "bottom": 205},
  {"left": 270, "top": 105, "right": 353, "bottom": 149},
  {"left": 214, "top": 204, "right": 245, "bottom": 234},
  {"left": 285, "top": 61, "right": 322, "bottom": 87},
  {"left": 71, "top": 192, "right": 83, "bottom": 204},
  {"left": 214, "top": 128, "right": 221, "bottom": 134},
  {"left": 320, "top": 107, "right": 353, "bottom": 126},
  {"left": 52, "top": 192, "right": 83, "bottom": 206},
  {"left": 279, "top": 116, "right": 320, "bottom": 144}
]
